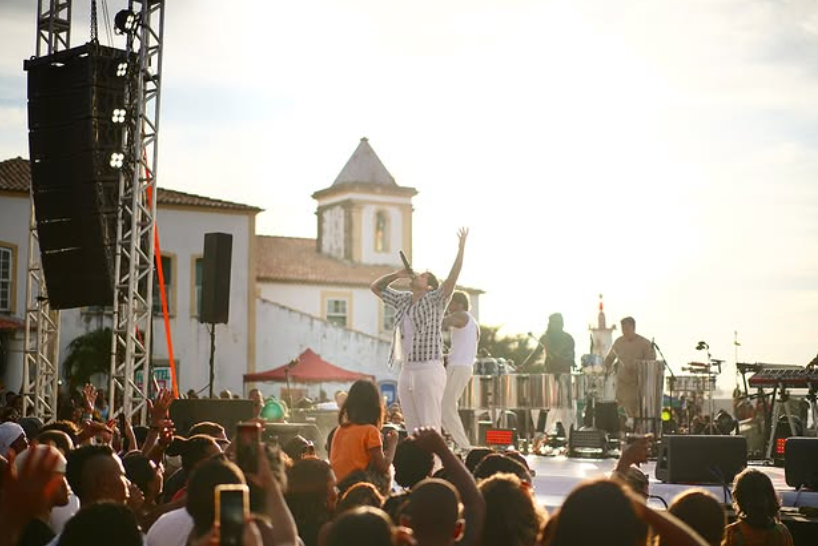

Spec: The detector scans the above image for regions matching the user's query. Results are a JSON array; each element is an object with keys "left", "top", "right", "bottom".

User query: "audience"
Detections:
[
  {"left": 664, "top": 489, "right": 726, "bottom": 546},
  {"left": 285, "top": 458, "right": 337, "bottom": 546},
  {"left": 724, "top": 468, "right": 794, "bottom": 546},
  {"left": 478, "top": 473, "right": 545, "bottom": 546}
]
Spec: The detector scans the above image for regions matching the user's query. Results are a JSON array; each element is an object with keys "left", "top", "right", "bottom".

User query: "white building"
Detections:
[{"left": 0, "top": 157, "right": 259, "bottom": 398}]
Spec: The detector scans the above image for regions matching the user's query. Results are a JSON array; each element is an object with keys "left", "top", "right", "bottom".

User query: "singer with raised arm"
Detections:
[
  {"left": 603, "top": 316, "right": 656, "bottom": 423},
  {"left": 370, "top": 228, "right": 469, "bottom": 434}
]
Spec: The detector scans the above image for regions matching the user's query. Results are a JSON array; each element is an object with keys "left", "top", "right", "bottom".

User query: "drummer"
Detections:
[{"left": 602, "top": 316, "right": 656, "bottom": 423}]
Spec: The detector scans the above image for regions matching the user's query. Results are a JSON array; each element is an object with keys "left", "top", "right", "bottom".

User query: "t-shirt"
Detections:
[
  {"left": 18, "top": 519, "right": 55, "bottom": 546},
  {"left": 49, "top": 493, "right": 80, "bottom": 534},
  {"left": 329, "top": 424, "right": 383, "bottom": 482},
  {"left": 146, "top": 507, "right": 194, "bottom": 546},
  {"left": 724, "top": 520, "right": 794, "bottom": 546}
]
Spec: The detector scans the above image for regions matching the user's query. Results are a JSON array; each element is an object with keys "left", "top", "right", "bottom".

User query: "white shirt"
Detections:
[
  {"left": 448, "top": 313, "right": 479, "bottom": 367},
  {"left": 49, "top": 493, "right": 80, "bottom": 534},
  {"left": 146, "top": 507, "right": 194, "bottom": 546}
]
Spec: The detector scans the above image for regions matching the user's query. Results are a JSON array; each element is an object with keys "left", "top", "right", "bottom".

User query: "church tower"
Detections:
[{"left": 312, "top": 138, "right": 417, "bottom": 266}]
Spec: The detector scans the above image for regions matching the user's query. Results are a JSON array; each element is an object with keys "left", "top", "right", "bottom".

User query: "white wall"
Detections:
[
  {"left": 254, "top": 298, "right": 394, "bottom": 397},
  {"left": 360, "top": 204, "right": 403, "bottom": 266},
  {"left": 259, "top": 281, "right": 390, "bottom": 340}
]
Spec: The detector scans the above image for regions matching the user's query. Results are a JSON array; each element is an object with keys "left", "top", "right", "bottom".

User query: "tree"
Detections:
[
  {"left": 63, "top": 328, "right": 113, "bottom": 390},
  {"left": 477, "top": 325, "right": 544, "bottom": 373}
]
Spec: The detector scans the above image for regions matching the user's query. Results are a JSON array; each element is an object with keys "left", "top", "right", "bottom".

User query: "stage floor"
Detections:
[{"left": 524, "top": 454, "right": 818, "bottom": 512}]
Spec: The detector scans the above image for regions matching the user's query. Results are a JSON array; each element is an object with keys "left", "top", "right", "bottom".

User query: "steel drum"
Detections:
[
  {"left": 495, "top": 374, "right": 533, "bottom": 409},
  {"left": 572, "top": 373, "right": 588, "bottom": 400},
  {"left": 580, "top": 354, "right": 605, "bottom": 374},
  {"left": 667, "top": 375, "right": 715, "bottom": 393},
  {"left": 529, "top": 374, "right": 556, "bottom": 409},
  {"left": 636, "top": 360, "right": 665, "bottom": 420},
  {"left": 460, "top": 375, "right": 495, "bottom": 409}
]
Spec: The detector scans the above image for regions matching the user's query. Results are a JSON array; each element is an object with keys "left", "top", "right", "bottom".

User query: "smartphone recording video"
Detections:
[
  {"left": 235, "top": 422, "right": 261, "bottom": 474},
  {"left": 215, "top": 484, "right": 248, "bottom": 546}
]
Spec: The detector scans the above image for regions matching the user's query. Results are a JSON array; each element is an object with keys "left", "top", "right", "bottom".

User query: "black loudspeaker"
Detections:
[
  {"left": 785, "top": 437, "right": 818, "bottom": 489},
  {"left": 655, "top": 435, "right": 747, "bottom": 484},
  {"left": 24, "top": 43, "right": 130, "bottom": 309},
  {"left": 169, "top": 399, "right": 254, "bottom": 440},
  {"left": 200, "top": 233, "right": 232, "bottom": 324}
]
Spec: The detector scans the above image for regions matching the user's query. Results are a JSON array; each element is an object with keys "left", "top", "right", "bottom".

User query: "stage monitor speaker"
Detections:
[
  {"left": 785, "top": 437, "right": 818, "bottom": 489},
  {"left": 169, "top": 399, "right": 254, "bottom": 439},
  {"left": 200, "top": 232, "right": 232, "bottom": 324},
  {"left": 655, "top": 435, "right": 747, "bottom": 484},
  {"left": 24, "top": 43, "right": 130, "bottom": 309}
]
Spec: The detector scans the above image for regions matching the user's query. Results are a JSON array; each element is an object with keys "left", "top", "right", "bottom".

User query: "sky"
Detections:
[{"left": 2, "top": 0, "right": 818, "bottom": 392}]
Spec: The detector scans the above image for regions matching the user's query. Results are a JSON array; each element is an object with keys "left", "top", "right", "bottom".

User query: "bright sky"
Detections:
[{"left": 2, "top": 0, "right": 818, "bottom": 391}]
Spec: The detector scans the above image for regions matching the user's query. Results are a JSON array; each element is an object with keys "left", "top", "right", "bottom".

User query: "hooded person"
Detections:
[{"left": 0, "top": 421, "right": 28, "bottom": 457}]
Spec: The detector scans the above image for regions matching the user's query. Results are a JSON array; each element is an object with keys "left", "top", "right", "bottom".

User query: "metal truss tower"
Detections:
[
  {"left": 109, "top": 0, "right": 166, "bottom": 421},
  {"left": 21, "top": 0, "right": 73, "bottom": 420}
]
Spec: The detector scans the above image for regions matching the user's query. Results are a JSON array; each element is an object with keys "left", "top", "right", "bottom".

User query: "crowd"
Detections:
[{"left": 0, "top": 379, "right": 796, "bottom": 546}]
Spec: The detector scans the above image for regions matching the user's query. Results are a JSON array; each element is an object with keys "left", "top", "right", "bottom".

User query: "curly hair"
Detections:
[
  {"left": 338, "top": 380, "right": 383, "bottom": 428},
  {"left": 732, "top": 468, "right": 781, "bottom": 529},
  {"left": 478, "top": 473, "right": 545, "bottom": 546},
  {"left": 337, "top": 482, "right": 385, "bottom": 514}
]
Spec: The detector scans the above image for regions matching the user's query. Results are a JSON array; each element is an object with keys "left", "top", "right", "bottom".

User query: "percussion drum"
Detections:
[
  {"left": 636, "top": 360, "right": 665, "bottom": 421},
  {"left": 580, "top": 354, "right": 605, "bottom": 375},
  {"left": 667, "top": 375, "right": 716, "bottom": 393},
  {"left": 460, "top": 375, "right": 495, "bottom": 410},
  {"left": 529, "top": 374, "right": 556, "bottom": 409},
  {"left": 496, "top": 374, "right": 531, "bottom": 409},
  {"left": 474, "top": 358, "right": 498, "bottom": 376}
]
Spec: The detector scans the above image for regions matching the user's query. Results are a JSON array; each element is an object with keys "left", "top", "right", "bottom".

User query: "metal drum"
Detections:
[
  {"left": 636, "top": 360, "right": 665, "bottom": 420},
  {"left": 529, "top": 374, "right": 556, "bottom": 409},
  {"left": 572, "top": 373, "right": 588, "bottom": 401},
  {"left": 580, "top": 354, "right": 605, "bottom": 375},
  {"left": 474, "top": 358, "right": 499, "bottom": 376},
  {"left": 495, "top": 374, "right": 532, "bottom": 409},
  {"left": 460, "top": 375, "right": 495, "bottom": 409}
]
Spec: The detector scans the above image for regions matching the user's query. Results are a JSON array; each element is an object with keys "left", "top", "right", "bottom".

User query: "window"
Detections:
[
  {"left": 194, "top": 257, "right": 204, "bottom": 318},
  {"left": 0, "top": 246, "right": 12, "bottom": 312},
  {"left": 382, "top": 304, "right": 396, "bottom": 332},
  {"left": 326, "top": 298, "right": 348, "bottom": 327},
  {"left": 374, "top": 210, "right": 389, "bottom": 253},
  {"left": 152, "top": 255, "right": 173, "bottom": 314}
]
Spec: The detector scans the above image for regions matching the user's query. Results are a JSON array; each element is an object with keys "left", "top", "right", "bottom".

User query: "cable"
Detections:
[{"left": 647, "top": 495, "right": 668, "bottom": 510}]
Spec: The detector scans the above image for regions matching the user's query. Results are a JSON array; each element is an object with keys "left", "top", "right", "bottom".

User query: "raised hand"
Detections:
[
  {"left": 457, "top": 227, "right": 469, "bottom": 248},
  {"left": 148, "top": 388, "right": 175, "bottom": 426},
  {"left": 412, "top": 427, "right": 448, "bottom": 455},
  {"left": 82, "top": 383, "right": 98, "bottom": 414}
]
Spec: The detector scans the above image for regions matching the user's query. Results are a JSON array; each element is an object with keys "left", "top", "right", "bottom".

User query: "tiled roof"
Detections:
[
  {"left": 256, "top": 235, "right": 484, "bottom": 294},
  {"left": 0, "top": 157, "right": 260, "bottom": 212}
]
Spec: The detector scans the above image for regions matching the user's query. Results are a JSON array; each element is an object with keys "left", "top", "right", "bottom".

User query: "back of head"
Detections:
[
  {"left": 186, "top": 458, "right": 244, "bottom": 536},
  {"left": 337, "top": 482, "right": 385, "bottom": 513},
  {"left": 473, "top": 453, "right": 531, "bottom": 483},
  {"left": 286, "top": 458, "right": 336, "bottom": 546},
  {"left": 549, "top": 479, "right": 641, "bottom": 546},
  {"left": 339, "top": 379, "right": 383, "bottom": 427},
  {"left": 450, "top": 291, "right": 470, "bottom": 311},
  {"left": 665, "top": 489, "right": 726, "bottom": 546},
  {"left": 65, "top": 445, "right": 116, "bottom": 503},
  {"left": 393, "top": 437, "right": 434, "bottom": 489},
  {"left": 478, "top": 473, "right": 544, "bottom": 546},
  {"left": 327, "top": 506, "right": 395, "bottom": 546},
  {"left": 188, "top": 421, "right": 226, "bottom": 439},
  {"left": 166, "top": 434, "right": 219, "bottom": 472},
  {"left": 18, "top": 416, "right": 44, "bottom": 439},
  {"left": 122, "top": 453, "right": 157, "bottom": 497},
  {"left": 36, "top": 429, "right": 75, "bottom": 455},
  {"left": 547, "top": 313, "right": 564, "bottom": 330},
  {"left": 40, "top": 420, "right": 80, "bottom": 445},
  {"left": 732, "top": 468, "right": 780, "bottom": 528},
  {"left": 57, "top": 502, "right": 142, "bottom": 546},
  {"left": 464, "top": 447, "right": 493, "bottom": 473},
  {"left": 404, "top": 478, "right": 461, "bottom": 544}
]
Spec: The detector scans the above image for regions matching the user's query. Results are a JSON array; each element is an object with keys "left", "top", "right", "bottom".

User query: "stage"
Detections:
[{"left": 524, "top": 454, "right": 818, "bottom": 513}]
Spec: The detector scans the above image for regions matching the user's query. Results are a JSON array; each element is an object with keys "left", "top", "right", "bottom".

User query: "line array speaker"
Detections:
[
  {"left": 24, "top": 43, "right": 131, "bottom": 309},
  {"left": 200, "top": 232, "right": 232, "bottom": 324}
]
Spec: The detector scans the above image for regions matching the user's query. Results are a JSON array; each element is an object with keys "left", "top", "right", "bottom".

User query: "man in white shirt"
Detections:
[{"left": 441, "top": 291, "right": 480, "bottom": 450}]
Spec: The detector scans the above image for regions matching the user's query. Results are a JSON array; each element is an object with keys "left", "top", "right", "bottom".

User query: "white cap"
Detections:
[
  {"left": 0, "top": 422, "right": 25, "bottom": 457},
  {"left": 14, "top": 444, "right": 67, "bottom": 474}
]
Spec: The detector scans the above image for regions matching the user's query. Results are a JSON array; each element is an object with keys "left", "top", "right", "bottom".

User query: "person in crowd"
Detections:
[
  {"left": 38, "top": 422, "right": 80, "bottom": 447},
  {"left": 336, "top": 481, "right": 386, "bottom": 514},
  {"left": 122, "top": 453, "right": 164, "bottom": 530},
  {"left": 611, "top": 435, "right": 651, "bottom": 498},
  {"left": 285, "top": 457, "right": 338, "bottom": 546},
  {"left": 0, "top": 421, "right": 28, "bottom": 457},
  {"left": 370, "top": 228, "right": 468, "bottom": 432},
  {"left": 479, "top": 473, "right": 546, "bottom": 546},
  {"left": 473, "top": 453, "right": 531, "bottom": 484},
  {"left": 161, "top": 434, "right": 223, "bottom": 503},
  {"left": 383, "top": 490, "right": 411, "bottom": 525},
  {"left": 393, "top": 436, "right": 434, "bottom": 490},
  {"left": 330, "top": 379, "right": 397, "bottom": 483},
  {"left": 464, "top": 447, "right": 493, "bottom": 474},
  {"left": 14, "top": 445, "right": 70, "bottom": 546},
  {"left": 56, "top": 502, "right": 142, "bottom": 546},
  {"left": 64, "top": 445, "right": 130, "bottom": 508},
  {"left": 36, "top": 431, "right": 78, "bottom": 534},
  {"left": 249, "top": 388, "right": 266, "bottom": 420},
  {"left": 441, "top": 290, "right": 480, "bottom": 451},
  {"left": 663, "top": 489, "right": 726, "bottom": 546},
  {"left": 18, "top": 417, "right": 44, "bottom": 443},
  {"left": 724, "top": 468, "right": 794, "bottom": 546},
  {"left": 283, "top": 435, "right": 316, "bottom": 462},
  {"left": 402, "top": 478, "right": 464, "bottom": 546},
  {"left": 326, "top": 506, "right": 413, "bottom": 546}
]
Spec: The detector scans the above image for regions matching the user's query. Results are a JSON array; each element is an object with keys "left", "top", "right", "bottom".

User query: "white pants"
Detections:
[
  {"left": 545, "top": 404, "right": 576, "bottom": 438},
  {"left": 398, "top": 362, "right": 447, "bottom": 434},
  {"left": 441, "top": 366, "right": 473, "bottom": 449}
]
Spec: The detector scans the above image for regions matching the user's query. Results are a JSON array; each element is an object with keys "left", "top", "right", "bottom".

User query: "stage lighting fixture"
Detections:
[
  {"left": 114, "top": 10, "right": 137, "bottom": 34},
  {"left": 116, "top": 62, "right": 128, "bottom": 77},
  {"left": 109, "top": 152, "right": 125, "bottom": 169},
  {"left": 695, "top": 341, "right": 709, "bottom": 351},
  {"left": 111, "top": 108, "right": 126, "bottom": 123}
]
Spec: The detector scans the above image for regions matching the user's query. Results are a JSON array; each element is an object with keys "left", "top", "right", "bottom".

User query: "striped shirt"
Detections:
[{"left": 381, "top": 287, "right": 450, "bottom": 367}]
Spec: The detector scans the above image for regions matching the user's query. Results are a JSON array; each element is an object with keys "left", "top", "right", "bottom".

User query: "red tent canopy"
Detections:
[{"left": 243, "top": 348, "right": 373, "bottom": 383}]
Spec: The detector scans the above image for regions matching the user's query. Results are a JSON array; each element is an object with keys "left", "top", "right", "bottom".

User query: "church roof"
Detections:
[
  {"left": 0, "top": 157, "right": 261, "bottom": 212},
  {"left": 256, "top": 235, "right": 484, "bottom": 294},
  {"left": 333, "top": 137, "right": 396, "bottom": 187}
]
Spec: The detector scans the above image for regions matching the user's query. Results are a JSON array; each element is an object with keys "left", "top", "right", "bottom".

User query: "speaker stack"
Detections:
[
  {"left": 655, "top": 435, "right": 748, "bottom": 484},
  {"left": 24, "top": 43, "right": 131, "bottom": 309},
  {"left": 200, "top": 232, "right": 232, "bottom": 324}
]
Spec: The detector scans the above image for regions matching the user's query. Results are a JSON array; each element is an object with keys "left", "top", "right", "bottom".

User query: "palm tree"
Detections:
[{"left": 63, "top": 328, "right": 114, "bottom": 389}]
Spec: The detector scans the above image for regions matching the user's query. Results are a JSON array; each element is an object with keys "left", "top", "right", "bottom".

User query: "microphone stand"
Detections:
[{"left": 652, "top": 340, "right": 675, "bottom": 435}]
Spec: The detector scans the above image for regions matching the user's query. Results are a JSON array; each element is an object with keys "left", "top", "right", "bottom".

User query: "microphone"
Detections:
[
  {"left": 527, "top": 332, "right": 545, "bottom": 348},
  {"left": 399, "top": 250, "right": 414, "bottom": 275}
]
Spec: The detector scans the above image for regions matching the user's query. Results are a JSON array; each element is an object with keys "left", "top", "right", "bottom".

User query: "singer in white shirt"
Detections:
[{"left": 441, "top": 291, "right": 480, "bottom": 450}]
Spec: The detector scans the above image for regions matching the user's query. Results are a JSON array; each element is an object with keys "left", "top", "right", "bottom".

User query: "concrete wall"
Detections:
[{"left": 254, "top": 298, "right": 394, "bottom": 399}]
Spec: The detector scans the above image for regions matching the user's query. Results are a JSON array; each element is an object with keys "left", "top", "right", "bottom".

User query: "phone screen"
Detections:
[
  {"left": 235, "top": 422, "right": 261, "bottom": 474},
  {"left": 216, "top": 485, "right": 247, "bottom": 546}
]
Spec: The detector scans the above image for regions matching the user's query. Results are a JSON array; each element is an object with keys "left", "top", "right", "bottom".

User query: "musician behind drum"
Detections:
[{"left": 603, "top": 316, "right": 656, "bottom": 425}]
